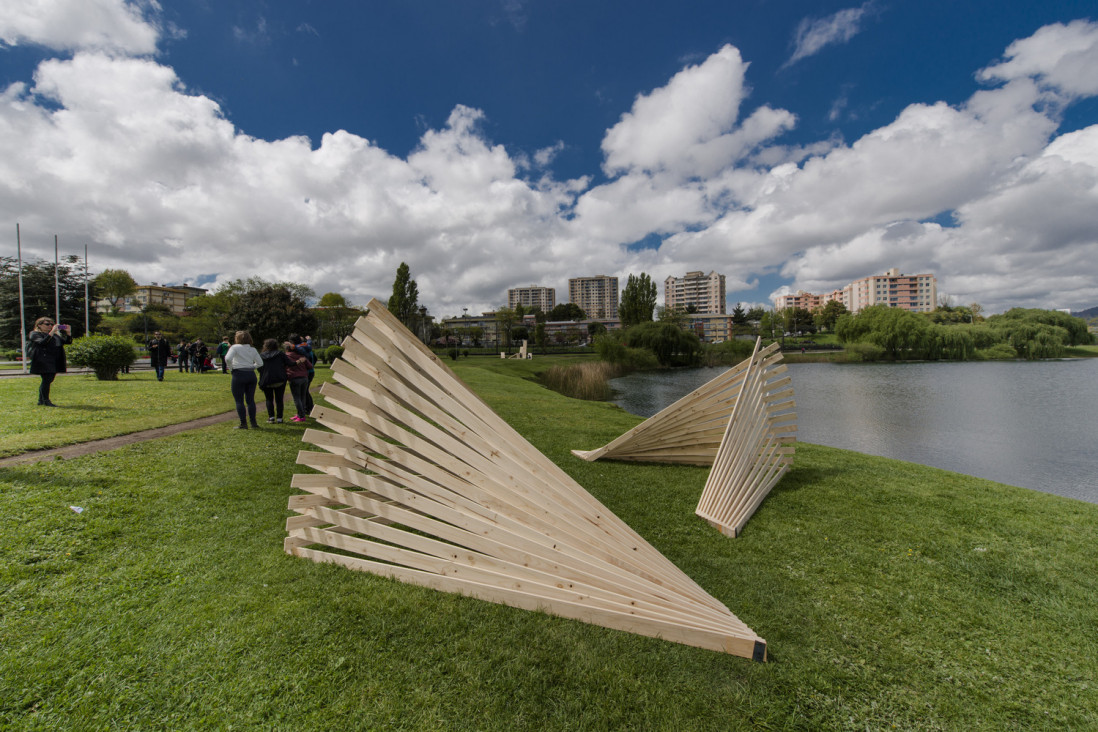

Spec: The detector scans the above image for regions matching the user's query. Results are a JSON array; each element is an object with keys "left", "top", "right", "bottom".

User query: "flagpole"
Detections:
[
  {"left": 84, "top": 244, "right": 90, "bottom": 336},
  {"left": 54, "top": 234, "right": 60, "bottom": 324},
  {"left": 17, "top": 224, "right": 28, "bottom": 374}
]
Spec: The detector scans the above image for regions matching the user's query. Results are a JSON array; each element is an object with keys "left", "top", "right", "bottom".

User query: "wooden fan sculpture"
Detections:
[
  {"left": 572, "top": 339, "right": 796, "bottom": 538},
  {"left": 284, "top": 299, "right": 767, "bottom": 660}
]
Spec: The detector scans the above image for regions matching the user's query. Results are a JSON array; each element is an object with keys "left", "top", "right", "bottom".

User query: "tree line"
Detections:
[
  {"left": 0, "top": 258, "right": 359, "bottom": 355},
  {"left": 834, "top": 304, "right": 1092, "bottom": 360}
]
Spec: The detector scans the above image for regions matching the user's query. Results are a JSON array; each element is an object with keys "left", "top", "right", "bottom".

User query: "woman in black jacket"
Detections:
[
  {"left": 28, "top": 316, "right": 72, "bottom": 406},
  {"left": 258, "top": 338, "right": 295, "bottom": 423}
]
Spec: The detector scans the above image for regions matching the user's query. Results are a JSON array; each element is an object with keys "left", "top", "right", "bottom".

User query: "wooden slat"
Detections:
[{"left": 284, "top": 298, "right": 766, "bottom": 660}]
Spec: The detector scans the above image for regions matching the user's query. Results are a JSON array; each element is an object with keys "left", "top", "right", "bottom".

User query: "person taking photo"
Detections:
[{"left": 27, "top": 316, "right": 72, "bottom": 406}]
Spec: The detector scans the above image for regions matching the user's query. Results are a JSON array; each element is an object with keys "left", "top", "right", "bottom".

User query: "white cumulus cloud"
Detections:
[
  {"left": 0, "top": 0, "right": 159, "bottom": 55},
  {"left": 1, "top": 11, "right": 1097, "bottom": 316}
]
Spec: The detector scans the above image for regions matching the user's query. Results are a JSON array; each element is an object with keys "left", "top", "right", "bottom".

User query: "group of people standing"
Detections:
[
  {"left": 26, "top": 317, "right": 319, "bottom": 429},
  {"left": 170, "top": 338, "right": 231, "bottom": 374},
  {"left": 224, "top": 332, "right": 317, "bottom": 429}
]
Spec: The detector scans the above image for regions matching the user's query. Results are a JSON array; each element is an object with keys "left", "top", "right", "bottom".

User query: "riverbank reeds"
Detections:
[
  {"left": 538, "top": 360, "right": 622, "bottom": 400},
  {"left": 1, "top": 357, "right": 1095, "bottom": 728}
]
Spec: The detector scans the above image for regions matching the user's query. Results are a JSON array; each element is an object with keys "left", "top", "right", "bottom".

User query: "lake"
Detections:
[{"left": 610, "top": 359, "right": 1098, "bottom": 504}]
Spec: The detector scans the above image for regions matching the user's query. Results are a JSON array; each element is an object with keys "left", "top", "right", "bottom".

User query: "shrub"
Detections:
[
  {"left": 594, "top": 335, "right": 660, "bottom": 370},
  {"left": 67, "top": 334, "right": 137, "bottom": 380},
  {"left": 974, "top": 343, "right": 1019, "bottom": 360},
  {"left": 325, "top": 345, "right": 345, "bottom": 364},
  {"left": 703, "top": 338, "right": 756, "bottom": 366},
  {"left": 843, "top": 342, "right": 885, "bottom": 362},
  {"left": 448, "top": 347, "right": 459, "bottom": 361},
  {"left": 622, "top": 321, "right": 703, "bottom": 367}
]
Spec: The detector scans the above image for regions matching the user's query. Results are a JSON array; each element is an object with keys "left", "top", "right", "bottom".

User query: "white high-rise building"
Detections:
[
  {"left": 507, "top": 285, "right": 556, "bottom": 312},
  {"left": 568, "top": 275, "right": 619, "bottom": 319},
  {"left": 664, "top": 271, "right": 726, "bottom": 314}
]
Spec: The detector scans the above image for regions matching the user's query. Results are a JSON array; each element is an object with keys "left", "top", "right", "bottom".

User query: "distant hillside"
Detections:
[{"left": 1073, "top": 306, "right": 1098, "bottom": 320}]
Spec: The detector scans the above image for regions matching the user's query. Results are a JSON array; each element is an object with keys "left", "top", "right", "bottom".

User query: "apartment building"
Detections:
[
  {"left": 664, "top": 271, "right": 726, "bottom": 314},
  {"left": 773, "top": 269, "right": 937, "bottom": 314},
  {"left": 568, "top": 275, "right": 619, "bottom": 319},
  {"left": 507, "top": 285, "right": 556, "bottom": 312},
  {"left": 844, "top": 269, "right": 937, "bottom": 313},
  {"left": 96, "top": 283, "right": 207, "bottom": 315},
  {"left": 773, "top": 290, "right": 824, "bottom": 311},
  {"left": 685, "top": 313, "right": 735, "bottom": 343}
]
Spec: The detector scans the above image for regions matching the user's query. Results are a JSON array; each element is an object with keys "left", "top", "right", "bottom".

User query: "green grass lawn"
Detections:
[
  {"left": 1, "top": 358, "right": 1095, "bottom": 729},
  {"left": 0, "top": 366, "right": 333, "bottom": 458}
]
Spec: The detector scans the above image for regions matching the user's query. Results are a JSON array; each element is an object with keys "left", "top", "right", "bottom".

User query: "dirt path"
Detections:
[{"left": 0, "top": 411, "right": 240, "bottom": 467}]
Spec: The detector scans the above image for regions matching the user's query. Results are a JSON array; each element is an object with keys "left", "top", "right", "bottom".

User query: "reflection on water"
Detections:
[{"left": 611, "top": 359, "right": 1098, "bottom": 503}]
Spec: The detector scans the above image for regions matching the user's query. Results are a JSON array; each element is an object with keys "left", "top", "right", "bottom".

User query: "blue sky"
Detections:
[{"left": 2, "top": 1, "right": 1098, "bottom": 315}]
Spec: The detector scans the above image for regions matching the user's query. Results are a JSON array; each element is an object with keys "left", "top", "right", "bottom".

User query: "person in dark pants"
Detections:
[
  {"left": 284, "top": 341, "right": 311, "bottom": 422},
  {"left": 192, "top": 338, "right": 209, "bottom": 373},
  {"left": 27, "top": 316, "right": 72, "bottom": 406},
  {"left": 224, "top": 330, "right": 263, "bottom": 429},
  {"left": 148, "top": 330, "right": 171, "bottom": 381},
  {"left": 217, "top": 337, "right": 230, "bottom": 373},
  {"left": 177, "top": 340, "right": 189, "bottom": 372},
  {"left": 290, "top": 334, "right": 316, "bottom": 414},
  {"left": 258, "top": 338, "right": 294, "bottom": 423}
]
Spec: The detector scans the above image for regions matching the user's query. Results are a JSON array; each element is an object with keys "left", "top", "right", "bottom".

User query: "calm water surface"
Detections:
[{"left": 611, "top": 359, "right": 1098, "bottom": 503}]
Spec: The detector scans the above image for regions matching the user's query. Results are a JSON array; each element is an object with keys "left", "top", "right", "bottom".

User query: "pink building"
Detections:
[{"left": 773, "top": 269, "right": 937, "bottom": 314}]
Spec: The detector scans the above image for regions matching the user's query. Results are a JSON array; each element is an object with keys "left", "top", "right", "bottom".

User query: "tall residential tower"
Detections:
[
  {"left": 568, "top": 275, "right": 619, "bottom": 319},
  {"left": 664, "top": 271, "right": 726, "bottom": 314}
]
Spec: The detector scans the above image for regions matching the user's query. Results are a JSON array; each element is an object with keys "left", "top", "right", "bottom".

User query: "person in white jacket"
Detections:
[{"left": 224, "top": 330, "right": 264, "bottom": 429}]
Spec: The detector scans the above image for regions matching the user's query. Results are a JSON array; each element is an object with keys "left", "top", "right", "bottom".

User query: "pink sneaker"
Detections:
[{"left": 291, "top": 415, "right": 304, "bottom": 422}]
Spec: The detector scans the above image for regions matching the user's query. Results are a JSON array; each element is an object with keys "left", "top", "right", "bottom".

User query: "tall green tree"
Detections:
[
  {"left": 219, "top": 276, "right": 315, "bottom": 304},
  {"left": 387, "top": 262, "right": 419, "bottom": 328},
  {"left": 731, "top": 304, "right": 747, "bottom": 325},
  {"left": 548, "top": 303, "right": 585, "bottom": 321},
  {"left": 0, "top": 255, "right": 99, "bottom": 348},
  {"left": 225, "top": 285, "right": 318, "bottom": 345},
  {"left": 316, "top": 292, "right": 360, "bottom": 345},
  {"left": 534, "top": 321, "right": 547, "bottom": 353},
  {"left": 93, "top": 269, "right": 138, "bottom": 311},
  {"left": 495, "top": 307, "right": 517, "bottom": 352},
  {"left": 618, "top": 273, "right": 658, "bottom": 327},
  {"left": 813, "top": 300, "right": 849, "bottom": 332},
  {"left": 184, "top": 290, "right": 234, "bottom": 342}
]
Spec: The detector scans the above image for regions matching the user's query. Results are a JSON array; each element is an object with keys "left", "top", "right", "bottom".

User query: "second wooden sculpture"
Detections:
[{"left": 572, "top": 339, "right": 796, "bottom": 537}]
